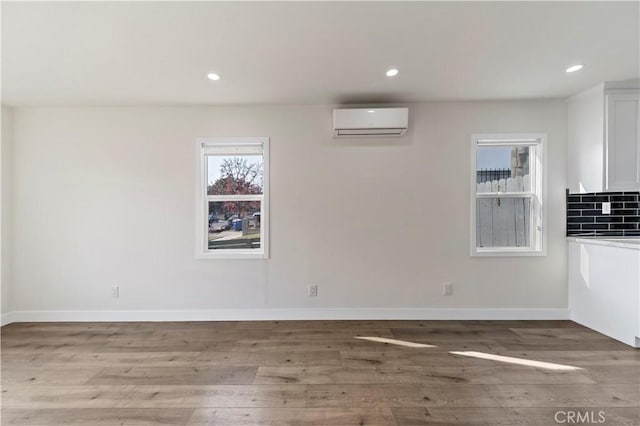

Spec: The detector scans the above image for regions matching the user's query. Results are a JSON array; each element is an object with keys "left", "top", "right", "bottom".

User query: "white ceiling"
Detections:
[{"left": 2, "top": 1, "right": 639, "bottom": 106}]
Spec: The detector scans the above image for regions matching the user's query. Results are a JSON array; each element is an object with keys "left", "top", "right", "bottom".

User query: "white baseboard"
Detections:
[
  {"left": 1, "top": 312, "right": 14, "bottom": 326},
  {"left": 3, "top": 308, "right": 570, "bottom": 324}
]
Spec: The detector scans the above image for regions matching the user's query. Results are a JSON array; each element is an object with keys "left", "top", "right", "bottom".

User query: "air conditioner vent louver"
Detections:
[
  {"left": 336, "top": 128, "right": 406, "bottom": 136},
  {"left": 333, "top": 108, "right": 408, "bottom": 138}
]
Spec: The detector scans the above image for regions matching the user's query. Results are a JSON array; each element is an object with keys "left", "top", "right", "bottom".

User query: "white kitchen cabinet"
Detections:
[
  {"left": 567, "top": 80, "right": 639, "bottom": 193},
  {"left": 568, "top": 238, "right": 640, "bottom": 347},
  {"left": 605, "top": 91, "right": 640, "bottom": 191}
]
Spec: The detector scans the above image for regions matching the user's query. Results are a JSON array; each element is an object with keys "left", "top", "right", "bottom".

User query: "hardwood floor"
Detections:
[{"left": 1, "top": 320, "right": 639, "bottom": 425}]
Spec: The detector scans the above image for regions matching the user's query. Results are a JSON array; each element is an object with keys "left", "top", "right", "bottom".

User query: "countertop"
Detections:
[{"left": 567, "top": 236, "right": 640, "bottom": 250}]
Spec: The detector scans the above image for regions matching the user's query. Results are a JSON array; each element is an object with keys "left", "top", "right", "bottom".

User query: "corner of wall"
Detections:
[{"left": 1, "top": 106, "right": 15, "bottom": 324}]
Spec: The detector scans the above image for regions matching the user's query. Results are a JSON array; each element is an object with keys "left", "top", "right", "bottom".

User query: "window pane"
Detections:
[
  {"left": 207, "top": 155, "right": 263, "bottom": 195},
  {"left": 476, "top": 197, "right": 530, "bottom": 248},
  {"left": 208, "top": 201, "right": 261, "bottom": 250},
  {"left": 476, "top": 146, "right": 530, "bottom": 192}
]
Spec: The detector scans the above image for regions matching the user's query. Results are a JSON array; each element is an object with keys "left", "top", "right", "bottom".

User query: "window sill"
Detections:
[
  {"left": 471, "top": 248, "right": 546, "bottom": 257},
  {"left": 196, "top": 251, "right": 268, "bottom": 260}
]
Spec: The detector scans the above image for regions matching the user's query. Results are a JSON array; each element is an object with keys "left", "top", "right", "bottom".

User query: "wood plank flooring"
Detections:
[{"left": 1, "top": 320, "right": 639, "bottom": 425}]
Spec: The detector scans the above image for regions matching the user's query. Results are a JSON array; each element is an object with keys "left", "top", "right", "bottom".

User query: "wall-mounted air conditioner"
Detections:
[{"left": 333, "top": 107, "right": 408, "bottom": 137}]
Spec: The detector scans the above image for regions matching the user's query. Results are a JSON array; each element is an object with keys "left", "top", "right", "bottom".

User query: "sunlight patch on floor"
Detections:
[
  {"left": 355, "top": 336, "right": 436, "bottom": 348},
  {"left": 449, "top": 351, "right": 583, "bottom": 371}
]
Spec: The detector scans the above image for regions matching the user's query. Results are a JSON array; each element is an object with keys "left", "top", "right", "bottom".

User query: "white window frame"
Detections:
[
  {"left": 470, "top": 133, "right": 547, "bottom": 257},
  {"left": 195, "top": 137, "right": 269, "bottom": 259}
]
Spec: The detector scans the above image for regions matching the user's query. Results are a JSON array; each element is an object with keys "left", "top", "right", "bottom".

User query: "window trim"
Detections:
[
  {"left": 195, "top": 137, "right": 269, "bottom": 260},
  {"left": 470, "top": 133, "right": 547, "bottom": 257}
]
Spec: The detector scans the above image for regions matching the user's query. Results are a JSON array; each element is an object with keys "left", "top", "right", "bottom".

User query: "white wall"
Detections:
[
  {"left": 8, "top": 101, "right": 568, "bottom": 320},
  {"left": 567, "top": 85, "right": 604, "bottom": 193},
  {"left": 1, "top": 106, "right": 14, "bottom": 322}
]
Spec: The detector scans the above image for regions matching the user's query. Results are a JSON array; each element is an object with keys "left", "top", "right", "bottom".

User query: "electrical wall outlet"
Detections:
[
  {"left": 309, "top": 284, "right": 318, "bottom": 297},
  {"left": 442, "top": 282, "right": 453, "bottom": 296},
  {"left": 602, "top": 202, "right": 611, "bottom": 215},
  {"left": 111, "top": 285, "right": 120, "bottom": 298}
]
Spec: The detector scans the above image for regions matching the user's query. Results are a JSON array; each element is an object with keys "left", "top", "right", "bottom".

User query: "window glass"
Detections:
[
  {"left": 207, "top": 155, "right": 264, "bottom": 195},
  {"left": 208, "top": 201, "right": 262, "bottom": 250},
  {"left": 476, "top": 146, "right": 530, "bottom": 192},
  {"left": 476, "top": 197, "right": 531, "bottom": 248}
]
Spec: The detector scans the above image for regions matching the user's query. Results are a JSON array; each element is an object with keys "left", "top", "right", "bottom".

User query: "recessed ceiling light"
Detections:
[
  {"left": 566, "top": 64, "right": 583, "bottom": 73},
  {"left": 207, "top": 72, "right": 221, "bottom": 81},
  {"left": 386, "top": 68, "right": 399, "bottom": 77},
  {"left": 367, "top": 110, "right": 376, "bottom": 113}
]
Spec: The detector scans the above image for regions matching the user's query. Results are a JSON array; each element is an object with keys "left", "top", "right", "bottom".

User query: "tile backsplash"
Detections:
[{"left": 566, "top": 190, "right": 640, "bottom": 237}]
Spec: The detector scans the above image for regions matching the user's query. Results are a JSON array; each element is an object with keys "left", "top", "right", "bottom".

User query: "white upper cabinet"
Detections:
[
  {"left": 605, "top": 91, "right": 640, "bottom": 191},
  {"left": 567, "top": 81, "right": 640, "bottom": 193},
  {"left": 567, "top": 85, "right": 605, "bottom": 193}
]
